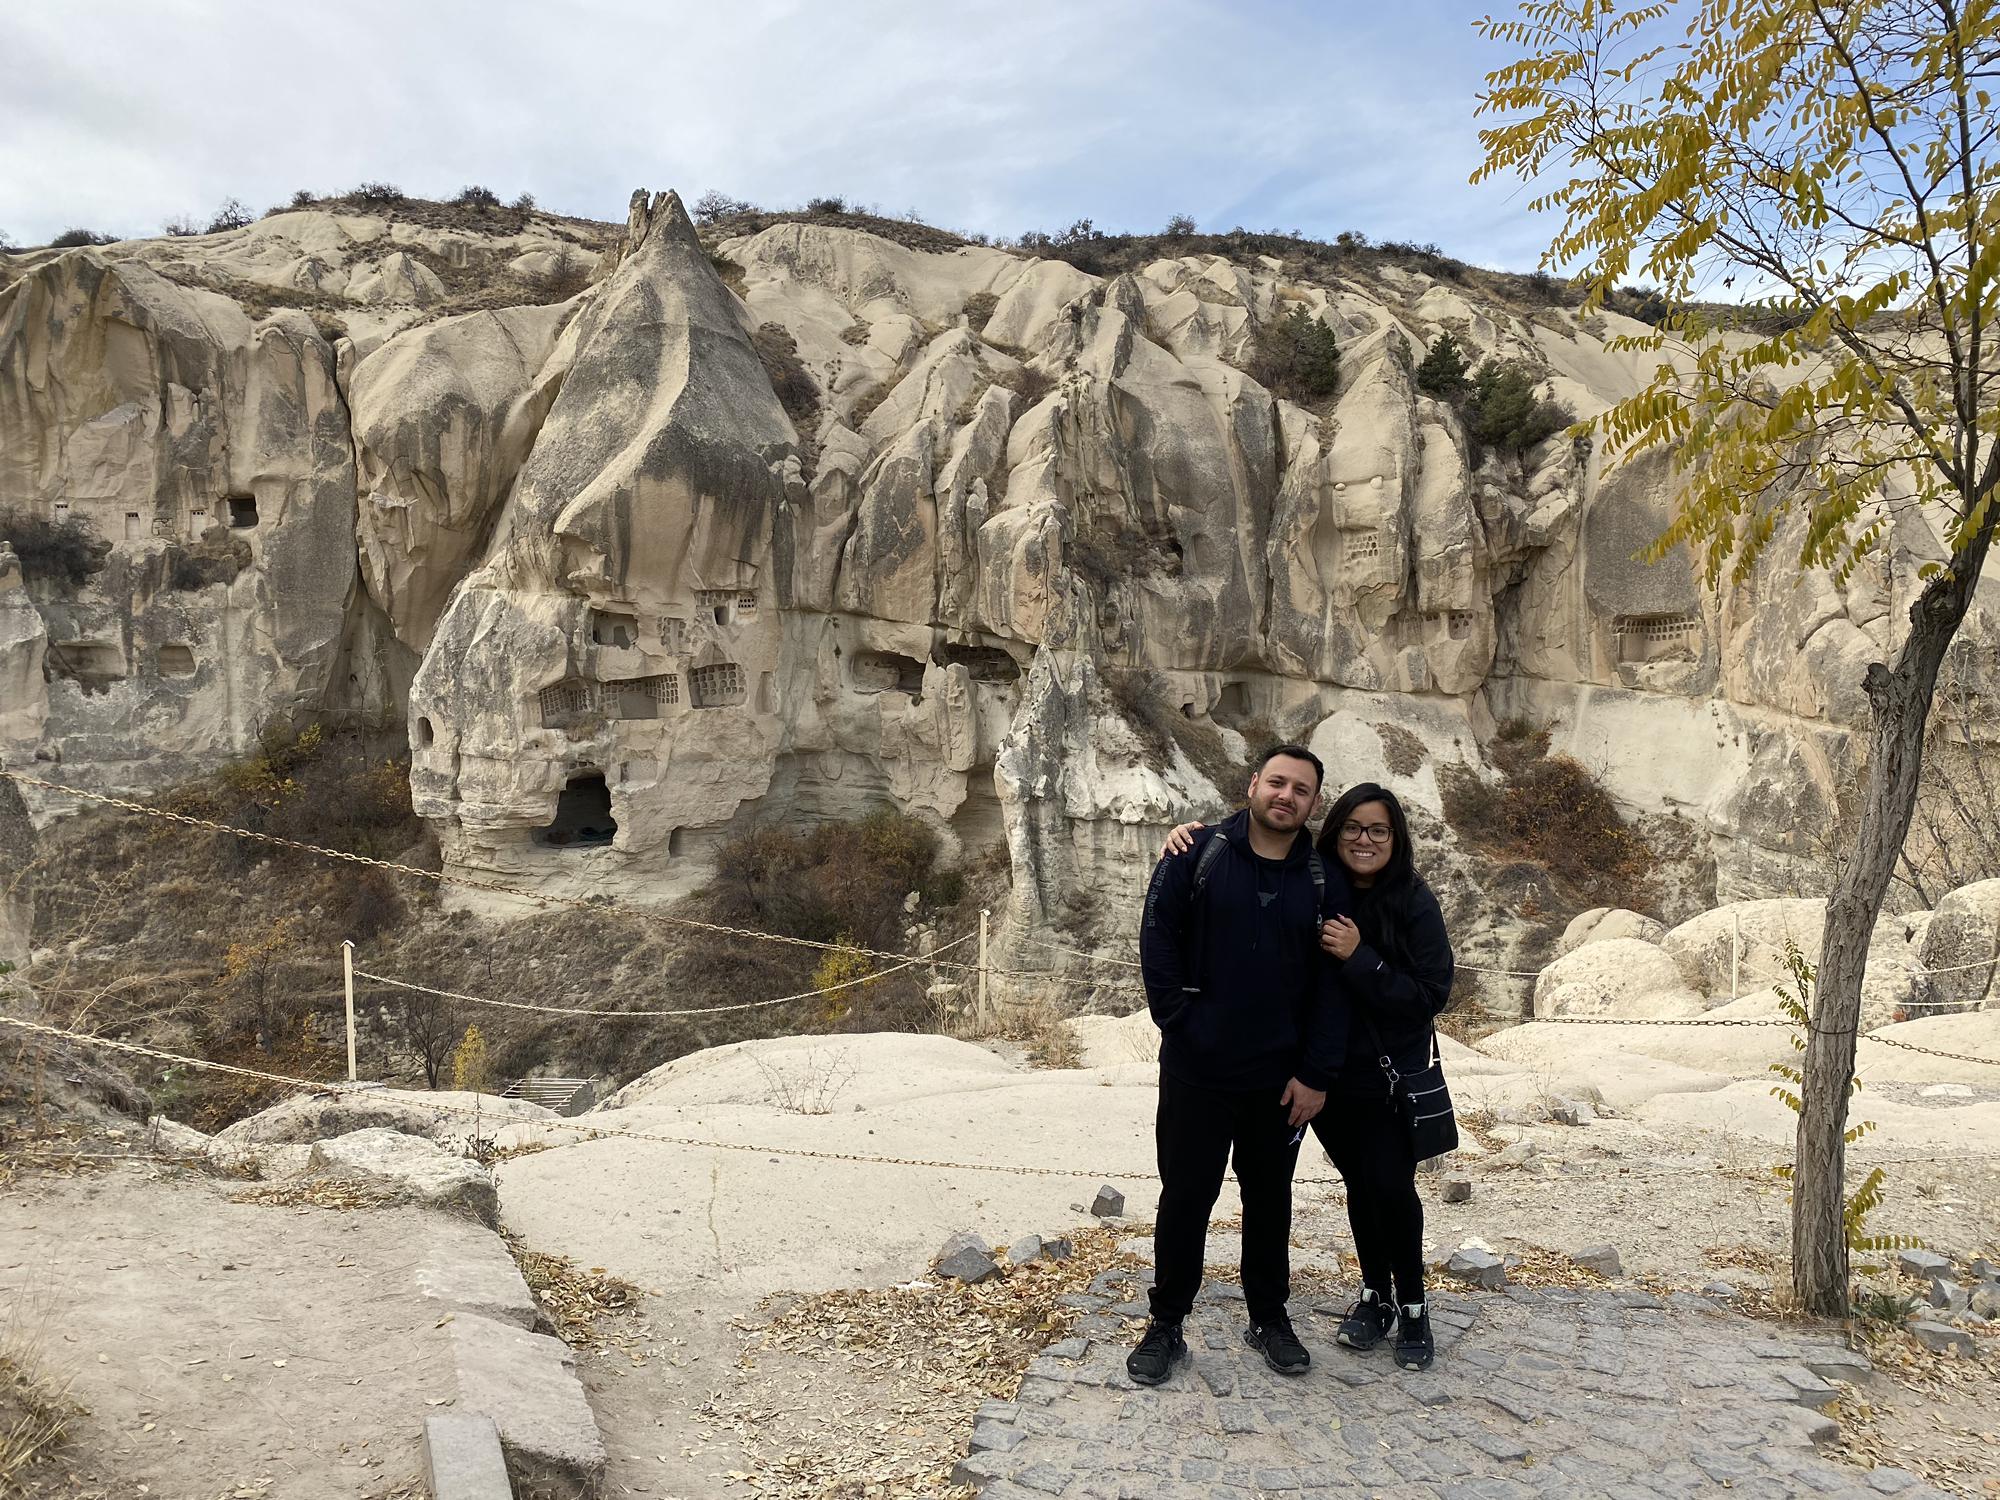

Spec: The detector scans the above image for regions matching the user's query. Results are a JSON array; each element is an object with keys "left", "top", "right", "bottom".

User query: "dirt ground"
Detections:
[{"left": 0, "top": 1168, "right": 455, "bottom": 1500}]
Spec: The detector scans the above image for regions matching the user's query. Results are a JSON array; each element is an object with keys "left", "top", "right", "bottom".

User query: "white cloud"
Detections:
[{"left": 0, "top": 0, "right": 1557, "bottom": 268}]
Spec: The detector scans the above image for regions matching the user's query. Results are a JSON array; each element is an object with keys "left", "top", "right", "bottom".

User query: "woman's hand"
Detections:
[
  {"left": 1320, "top": 915, "right": 1361, "bottom": 961},
  {"left": 1161, "top": 820, "right": 1205, "bottom": 858}
]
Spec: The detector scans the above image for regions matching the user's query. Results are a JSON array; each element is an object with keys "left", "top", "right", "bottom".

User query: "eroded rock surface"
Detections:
[{"left": 6, "top": 194, "right": 1995, "bottom": 976}]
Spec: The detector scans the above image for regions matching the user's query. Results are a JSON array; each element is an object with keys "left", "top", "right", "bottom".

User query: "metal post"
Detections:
[
  {"left": 978, "top": 908, "right": 991, "bottom": 1028},
  {"left": 342, "top": 939, "right": 358, "bottom": 1083},
  {"left": 1730, "top": 911, "right": 1741, "bottom": 1000}
]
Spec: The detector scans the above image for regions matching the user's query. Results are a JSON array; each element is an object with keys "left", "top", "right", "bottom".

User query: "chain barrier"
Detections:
[
  {"left": 7, "top": 1014, "right": 1995, "bottom": 1193},
  {"left": 351, "top": 932, "right": 974, "bottom": 1019},
  {"left": 0, "top": 767, "right": 1147, "bottom": 994}
]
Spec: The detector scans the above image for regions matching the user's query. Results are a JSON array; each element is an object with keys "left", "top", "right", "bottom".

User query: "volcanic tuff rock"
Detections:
[{"left": 5, "top": 189, "right": 1998, "bottom": 975}]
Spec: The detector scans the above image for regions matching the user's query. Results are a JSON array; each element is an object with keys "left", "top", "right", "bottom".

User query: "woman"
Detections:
[{"left": 1161, "top": 780, "right": 1455, "bottom": 1370}]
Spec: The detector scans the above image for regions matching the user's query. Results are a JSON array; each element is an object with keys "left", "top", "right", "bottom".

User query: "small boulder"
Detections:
[
  {"left": 1549, "top": 1101, "right": 1584, "bottom": 1127},
  {"left": 1090, "top": 1184, "right": 1126, "bottom": 1219},
  {"left": 146, "top": 1116, "right": 211, "bottom": 1156},
  {"left": 1040, "top": 1237, "right": 1073, "bottom": 1262},
  {"left": 1557, "top": 908, "right": 1667, "bottom": 956},
  {"left": 1896, "top": 1249, "right": 1951, "bottom": 1280},
  {"left": 1493, "top": 1140, "right": 1540, "bottom": 1170},
  {"left": 1440, "top": 1177, "right": 1473, "bottom": 1204},
  {"left": 1702, "top": 1280, "right": 1738, "bottom": 1299},
  {"left": 936, "top": 1231, "right": 998, "bottom": 1284},
  {"left": 1929, "top": 1278, "right": 1971, "bottom": 1314},
  {"left": 306, "top": 1129, "right": 498, "bottom": 1226},
  {"left": 1007, "top": 1234, "right": 1043, "bottom": 1266},
  {"left": 1446, "top": 1247, "right": 1506, "bottom": 1290},
  {"left": 1907, "top": 1320, "right": 1976, "bottom": 1356},
  {"left": 1572, "top": 1245, "right": 1623, "bottom": 1277},
  {"left": 1968, "top": 1283, "right": 2000, "bottom": 1320}
]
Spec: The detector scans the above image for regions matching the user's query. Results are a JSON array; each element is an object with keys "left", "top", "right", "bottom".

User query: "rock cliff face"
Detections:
[{"left": 4, "top": 192, "right": 1993, "bottom": 974}]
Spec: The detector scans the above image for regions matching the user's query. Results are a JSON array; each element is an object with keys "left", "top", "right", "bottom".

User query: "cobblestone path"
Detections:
[{"left": 955, "top": 1265, "right": 1946, "bottom": 1499}]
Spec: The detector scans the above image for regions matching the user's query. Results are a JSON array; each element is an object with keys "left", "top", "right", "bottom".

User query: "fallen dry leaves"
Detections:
[
  {"left": 694, "top": 1226, "right": 1140, "bottom": 1500},
  {"left": 501, "top": 1231, "right": 648, "bottom": 1353},
  {"left": 227, "top": 1179, "right": 398, "bottom": 1212}
]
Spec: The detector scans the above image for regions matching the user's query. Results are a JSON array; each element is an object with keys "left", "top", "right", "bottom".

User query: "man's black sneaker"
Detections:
[
  {"left": 1243, "top": 1314, "right": 1311, "bottom": 1375},
  {"left": 1126, "top": 1320, "right": 1187, "bottom": 1386},
  {"left": 1335, "top": 1292, "right": 1396, "bottom": 1350},
  {"left": 1393, "top": 1305, "right": 1435, "bottom": 1371}
]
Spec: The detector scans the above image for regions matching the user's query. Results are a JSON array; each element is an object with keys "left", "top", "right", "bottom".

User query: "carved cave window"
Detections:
[
  {"left": 1347, "top": 533, "right": 1381, "bottom": 560},
  {"left": 697, "top": 590, "right": 736, "bottom": 627},
  {"left": 591, "top": 610, "right": 638, "bottom": 649}
]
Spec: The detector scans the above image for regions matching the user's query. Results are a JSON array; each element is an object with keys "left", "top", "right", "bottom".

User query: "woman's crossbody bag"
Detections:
[{"left": 1358, "top": 1011, "right": 1459, "bottom": 1162}]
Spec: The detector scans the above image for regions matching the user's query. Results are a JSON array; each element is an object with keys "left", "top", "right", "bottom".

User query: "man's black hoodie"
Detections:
[{"left": 1139, "top": 810, "right": 1351, "bottom": 1091}]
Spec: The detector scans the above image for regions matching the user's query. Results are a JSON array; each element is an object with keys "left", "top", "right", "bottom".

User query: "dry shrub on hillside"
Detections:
[
  {"left": 753, "top": 322, "right": 820, "bottom": 435},
  {"left": 0, "top": 507, "right": 108, "bottom": 590},
  {"left": 962, "top": 291, "right": 999, "bottom": 332},
  {"left": 992, "top": 362, "right": 1056, "bottom": 408},
  {"left": 1439, "top": 719, "right": 1656, "bottom": 913}
]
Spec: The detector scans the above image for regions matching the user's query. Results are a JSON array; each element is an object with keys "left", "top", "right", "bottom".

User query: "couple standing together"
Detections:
[{"left": 1132, "top": 744, "right": 1456, "bottom": 1385}]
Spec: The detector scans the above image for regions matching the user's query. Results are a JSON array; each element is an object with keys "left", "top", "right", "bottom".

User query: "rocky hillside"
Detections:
[{"left": 5, "top": 189, "right": 1995, "bottom": 985}]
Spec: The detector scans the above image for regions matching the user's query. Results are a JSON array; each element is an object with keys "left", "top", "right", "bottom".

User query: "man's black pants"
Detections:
[
  {"left": 1314, "top": 1091, "right": 1426, "bottom": 1307},
  {"left": 1148, "top": 1069, "right": 1303, "bottom": 1327}
]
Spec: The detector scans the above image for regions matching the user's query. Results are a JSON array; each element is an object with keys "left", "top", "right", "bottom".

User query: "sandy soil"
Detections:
[
  {"left": 487, "top": 1012, "right": 2000, "bottom": 1497},
  {"left": 0, "top": 1169, "right": 459, "bottom": 1500}
]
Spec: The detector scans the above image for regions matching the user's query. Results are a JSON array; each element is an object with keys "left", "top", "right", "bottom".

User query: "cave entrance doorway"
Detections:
[{"left": 537, "top": 773, "right": 616, "bottom": 848}]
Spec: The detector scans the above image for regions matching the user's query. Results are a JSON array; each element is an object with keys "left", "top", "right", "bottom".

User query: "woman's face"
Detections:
[{"left": 1336, "top": 799, "right": 1395, "bottom": 882}]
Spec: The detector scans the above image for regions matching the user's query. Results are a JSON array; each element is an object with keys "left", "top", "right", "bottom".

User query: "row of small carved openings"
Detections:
[{"left": 50, "top": 497, "right": 259, "bottom": 534}]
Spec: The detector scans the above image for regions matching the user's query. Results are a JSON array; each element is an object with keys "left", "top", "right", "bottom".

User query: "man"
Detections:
[{"left": 1129, "top": 744, "right": 1350, "bottom": 1386}]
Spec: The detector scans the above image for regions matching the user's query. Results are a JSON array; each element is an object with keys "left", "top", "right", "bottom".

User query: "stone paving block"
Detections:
[
  {"left": 1799, "top": 1346, "right": 1871, "bottom": 1383},
  {"left": 1017, "top": 1461, "right": 1075, "bottom": 1494},
  {"left": 972, "top": 1422, "right": 1028, "bottom": 1454},
  {"left": 423, "top": 1413, "right": 511, "bottom": 1500},
  {"left": 450, "top": 1312, "right": 604, "bottom": 1500},
  {"left": 1217, "top": 1401, "right": 1261, "bottom": 1434},
  {"left": 417, "top": 1224, "right": 541, "bottom": 1331}
]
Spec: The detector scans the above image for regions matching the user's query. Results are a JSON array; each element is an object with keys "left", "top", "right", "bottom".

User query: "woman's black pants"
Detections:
[
  {"left": 1314, "top": 1090, "right": 1427, "bottom": 1307},
  {"left": 1147, "top": 1070, "right": 1303, "bottom": 1327}
]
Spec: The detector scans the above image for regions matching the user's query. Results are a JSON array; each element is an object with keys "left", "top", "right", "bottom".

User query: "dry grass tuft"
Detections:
[{"left": 0, "top": 1287, "right": 76, "bottom": 1487}]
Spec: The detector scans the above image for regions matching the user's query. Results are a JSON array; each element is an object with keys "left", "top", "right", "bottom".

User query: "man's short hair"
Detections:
[{"left": 1253, "top": 743, "right": 1324, "bottom": 793}]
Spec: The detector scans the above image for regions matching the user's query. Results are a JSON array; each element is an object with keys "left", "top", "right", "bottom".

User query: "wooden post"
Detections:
[
  {"left": 342, "top": 939, "right": 358, "bottom": 1084},
  {"left": 978, "top": 908, "right": 991, "bottom": 1029}
]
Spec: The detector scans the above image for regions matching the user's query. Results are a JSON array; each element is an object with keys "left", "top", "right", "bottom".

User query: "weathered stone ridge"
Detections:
[{"left": 5, "top": 191, "right": 1995, "bottom": 945}]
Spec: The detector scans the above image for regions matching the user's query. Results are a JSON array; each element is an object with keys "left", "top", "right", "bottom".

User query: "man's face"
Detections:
[{"left": 1245, "top": 755, "right": 1320, "bottom": 834}]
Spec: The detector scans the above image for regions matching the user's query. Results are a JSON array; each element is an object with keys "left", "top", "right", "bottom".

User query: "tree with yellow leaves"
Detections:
[{"left": 1476, "top": 0, "right": 2000, "bottom": 1312}]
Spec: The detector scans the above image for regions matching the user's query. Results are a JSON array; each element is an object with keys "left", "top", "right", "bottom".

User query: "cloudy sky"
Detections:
[{"left": 1, "top": 1, "right": 1558, "bottom": 267}]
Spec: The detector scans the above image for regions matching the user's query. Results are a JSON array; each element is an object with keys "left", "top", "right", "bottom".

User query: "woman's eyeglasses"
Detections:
[{"left": 1338, "top": 822, "right": 1393, "bottom": 844}]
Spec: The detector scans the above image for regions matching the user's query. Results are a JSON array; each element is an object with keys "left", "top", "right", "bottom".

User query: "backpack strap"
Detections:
[
  {"left": 1306, "top": 846, "right": 1326, "bottom": 910},
  {"left": 1187, "top": 829, "right": 1229, "bottom": 985},
  {"left": 1190, "top": 831, "right": 1230, "bottom": 898}
]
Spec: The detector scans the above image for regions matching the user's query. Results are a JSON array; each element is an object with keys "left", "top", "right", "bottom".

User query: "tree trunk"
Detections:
[{"left": 1794, "top": 531, "right": 1996, "bottom": 1313}]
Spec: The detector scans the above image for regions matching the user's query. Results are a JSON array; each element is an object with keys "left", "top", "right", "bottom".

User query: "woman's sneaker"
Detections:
[
  {"left": 1125, "top": 1319, "right": 1187, "bottom": 1386},
  {"left": 1335, "top": 1291, "right": 1395, "bottom": 1350},
  {"left": 1243, "top": 1314, "right": 1311, "bottom": 1374},
  {"left": 1393, "top": 1304, "right": 1435, "bottom": 1371}
]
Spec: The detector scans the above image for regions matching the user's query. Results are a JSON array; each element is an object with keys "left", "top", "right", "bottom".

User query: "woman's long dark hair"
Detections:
[{"left": 1316, "top": 782, "right": 1427, "bottom": 965}]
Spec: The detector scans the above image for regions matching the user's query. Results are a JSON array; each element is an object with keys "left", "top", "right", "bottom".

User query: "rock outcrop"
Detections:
[{"left": 7, "top": 192, "right": 1998, "bottom": 975}]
